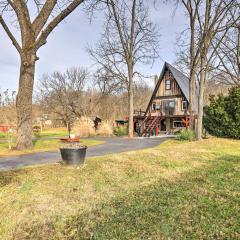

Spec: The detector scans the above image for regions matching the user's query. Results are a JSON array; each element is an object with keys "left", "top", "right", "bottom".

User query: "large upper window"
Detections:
[
  {"left": 163, "top": 100, "right": 175, "bottom": 115},
  {"left": 165, "top": 79, "right": 171, "bottom": 90}
]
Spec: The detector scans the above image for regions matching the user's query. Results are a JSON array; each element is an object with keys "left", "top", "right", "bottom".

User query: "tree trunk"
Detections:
[
  {"left": 189, "top": 68, "right": 196, "bottom": 130},
  {"left": 128, "top": 65, "right": 134, "bottom": 138},
  {"left": 196, "top": 63, "right": 206, "bottom": 140},
  {"left": 189, "top": 21, "right": 197, "bottom": 131},
  {"left": 237, "top": 26, "right": 240, "bottom": 80},
  {"left": 16, "top": 51, "right": 36, "bottom": 150},
  {"left": 197, "top": 0, "right": 210, "bottom": 141}
]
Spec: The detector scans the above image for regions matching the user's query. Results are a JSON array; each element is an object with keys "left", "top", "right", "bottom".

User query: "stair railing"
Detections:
[{"left": 141, "top": 111, "right": 162, "bottom": 137}]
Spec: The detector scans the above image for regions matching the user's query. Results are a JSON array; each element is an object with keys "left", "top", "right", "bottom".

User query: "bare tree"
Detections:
[
  {"left": 37, "top": 67, "right": 152, "bottom": 127},
  {"left": 177, "top": 0, "right": 239, "bottom": 140},
  {"left": 212, "top": 26, "right": 240, "bottom": 85},
  {"left": 38, "top": 67, "right": 89, "bottom": 135},
  {"left": 87, "top": 0, "right": 159, "bottom": 137},
  {"left": 94, "top": 68, "right": 125, "bottom": 95},
  {"left": 176, "top": 0, "right": 201, "bottom": 130},
  {"left": 0, "top": 0, "right": 86, "bottom": 150},
  {"left": 195, "top": 0, "right": 239, "bottom": 140}
]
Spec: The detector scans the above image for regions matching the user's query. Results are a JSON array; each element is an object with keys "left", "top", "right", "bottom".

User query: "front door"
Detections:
[{"left": 160, "top": 119, "right": 166, "bottom": 131}]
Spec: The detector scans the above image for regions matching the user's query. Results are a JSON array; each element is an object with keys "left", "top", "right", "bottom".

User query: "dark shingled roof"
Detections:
[{"left": 145, "top": 62, "right": 198, "bottom": 114}]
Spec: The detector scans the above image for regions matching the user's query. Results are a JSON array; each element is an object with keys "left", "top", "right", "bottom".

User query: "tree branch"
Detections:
[
  {"left": 32, "top": 0, "right": 57, "bottom": 38},
  {"left": 36, "top": 0, "right": 85, "bottom": 50},
  {"left": 8, "top": 0, "right": 33, "bottom": 43},
  {"left": 0, "top": 15, "right": 21, "bottom": 53}
]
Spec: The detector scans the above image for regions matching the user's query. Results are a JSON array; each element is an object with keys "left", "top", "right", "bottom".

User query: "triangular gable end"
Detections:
[{"left": 145, "top": 62, "right": 190, "bottom": 115}]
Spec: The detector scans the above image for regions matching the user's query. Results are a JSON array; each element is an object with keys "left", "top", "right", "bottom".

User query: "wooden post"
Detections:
[{"left": 186, "top": 115, "right": 189, "bottom": 129}]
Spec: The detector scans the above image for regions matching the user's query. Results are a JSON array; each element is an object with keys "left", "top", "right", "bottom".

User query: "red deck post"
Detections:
[{"left": 186, "top": 115, "right": 189, "bottom": 129}]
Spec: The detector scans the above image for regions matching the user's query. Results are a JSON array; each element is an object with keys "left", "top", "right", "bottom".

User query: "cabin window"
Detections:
[
  {"left": 152, "top": 102, "right": 156, "bottom": 111},
  {"left": 163, "top": 100, "right": 175, "bottom": 115},
  {"left": 182, "top": 101, "right": 187, "bottom": 111},
  {"left": 156, "top": 103, "right": 161, "bottom": 110},
  {"left": 173, "top": 120, "right": 185, "bottom": 128},
  {"left": 165, "top": 79, "right": 171, "bottom": 90}
]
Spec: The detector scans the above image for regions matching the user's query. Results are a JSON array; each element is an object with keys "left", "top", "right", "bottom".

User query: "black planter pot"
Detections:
[{"left": 60, "top": 146, "right": 87, "bottom": 165}]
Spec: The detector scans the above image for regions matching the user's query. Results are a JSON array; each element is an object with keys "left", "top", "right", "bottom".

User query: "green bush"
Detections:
[
  {"left": 176, "top": 129, "right": 196, "bottom": 141},
  {"left": 113, "top": 125, "right": 128, "bottom": 136},
  {"left": 204, "top": 86, "right": 240, "bottom": 139}
]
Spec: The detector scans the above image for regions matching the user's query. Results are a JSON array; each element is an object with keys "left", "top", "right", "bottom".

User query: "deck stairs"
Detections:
[{"left": 140, "top": 113, "right": 162, "bottom": 137}]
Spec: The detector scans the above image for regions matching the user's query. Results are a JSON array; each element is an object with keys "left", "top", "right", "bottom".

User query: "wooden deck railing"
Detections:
[{"left": 134, "top": 109, "right": 146, "bottom": 117}]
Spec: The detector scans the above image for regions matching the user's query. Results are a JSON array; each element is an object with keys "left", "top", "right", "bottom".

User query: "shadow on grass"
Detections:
[
  {"left": 0, "top": 168, "right": 30, "bottom": 187},
  {"left": 61, "top": 154, "right": 240, "bottom": 240},
  {"left": 218, "top": 154, "right": 240, "bottom": 163}
]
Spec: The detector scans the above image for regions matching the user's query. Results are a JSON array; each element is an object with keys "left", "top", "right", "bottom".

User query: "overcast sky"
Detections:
[{"left": 0, "top": 1, "right": 187, "bottom": 91}]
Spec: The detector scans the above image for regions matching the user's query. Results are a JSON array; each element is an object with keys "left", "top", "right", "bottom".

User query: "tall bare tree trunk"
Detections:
[
  {"left": 127, "top": 0, "right": 136, "bottom": 138},
  {"left": 196, "top": 0, "right": 210, "bottom": 141},
  {"left": 237, "top": 26, "right": 240, "bottom": 80},
  {"left": 196, "top": 59, "right": 207, "bottom": 140},
  {"left": 128, "top": 64, "right": 134, "bottom": 138},
  {"left": 189, "top": 68, "right": 196, "bottom": 130},
  {"left": 16, "top": 50, "right": 37, "bottom": 150},
  {"left": 189, "top": 21, "right": 197, "bottom": 130}
]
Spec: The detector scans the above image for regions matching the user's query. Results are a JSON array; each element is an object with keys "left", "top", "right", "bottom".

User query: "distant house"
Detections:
[
  {"left": 134, "top": 62, "right": 198, "bottom": 136},
  {"left": 0, "top": 125, "right": 11, "bottom": 133}
]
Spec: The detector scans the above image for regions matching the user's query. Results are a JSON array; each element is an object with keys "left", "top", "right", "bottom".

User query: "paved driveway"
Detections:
[{"left": 0, "top": 137, "right": 169, "bottom": 171}]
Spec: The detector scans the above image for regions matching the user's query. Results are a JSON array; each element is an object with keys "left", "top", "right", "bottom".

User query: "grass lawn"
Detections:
[
  {"left": 0, "top": 138, "right": 239, "bottom": 239},
  {"left": 0, "top": 139, "right": 103, "bottom": 157},
  {"left": 33, "top": 127, "right": 69, "bottom": 138},
  {"left": 0, "top": 132, "right": 6, "bottom": 139},
  {"left": 0, "top": 128, "right": 68, "bottom": 139},
  {"left": 0, "top": 127, "right": 103, "bottom": 157}
]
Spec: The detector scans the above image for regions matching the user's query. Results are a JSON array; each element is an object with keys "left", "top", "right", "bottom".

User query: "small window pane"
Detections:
[
  {"left": 169, "top": 101, "right": 175, "bottom": 108},
  {"left": 173, "top": 121, "right": 185, "bottom": 128},
  {"left": 152, "top": 102, "right": 156, "bottom": 110},
  {"left": 182, "top": 101, "right": 187, "bottom": 111},
  {"left": 165, "top": 79, "right": 171, "bottom": 90},
  {"left": 156, "top": 104, "right": 161, "bottom": 110}
]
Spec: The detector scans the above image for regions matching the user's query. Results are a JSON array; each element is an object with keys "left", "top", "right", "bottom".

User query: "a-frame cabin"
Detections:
[{"left": 134, "top": 62, "right": 197, "bottom": 136}]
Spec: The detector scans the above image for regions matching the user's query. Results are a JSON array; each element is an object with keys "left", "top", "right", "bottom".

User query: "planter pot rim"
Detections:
[
  {"left": 60, "top": 146, "right": 87, "bottom": 150},
  {"left": 59, "top": 146, "right": 88, "bottom": 150}
]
